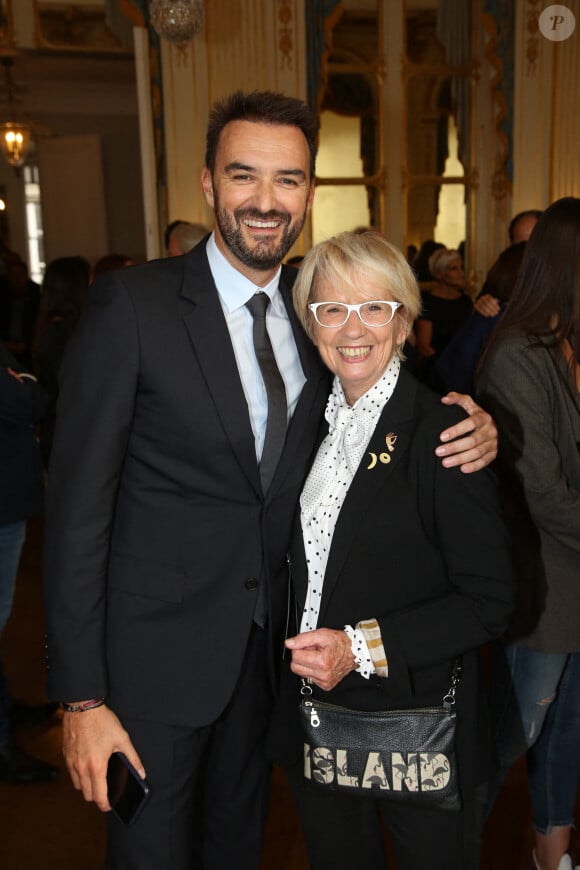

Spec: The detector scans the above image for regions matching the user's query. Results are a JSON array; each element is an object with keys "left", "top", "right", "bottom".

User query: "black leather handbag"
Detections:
[{"left": 298, "top": 660, "right": 462, "bottom": 811}]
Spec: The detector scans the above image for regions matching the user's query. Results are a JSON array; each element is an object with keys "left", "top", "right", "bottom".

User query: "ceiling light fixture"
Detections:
[
  {"left": 149, "top": 0, "right": 205, "bottom": 44},
  {"left": 0, "top": 55, "right": 32, "bottom": 170}
]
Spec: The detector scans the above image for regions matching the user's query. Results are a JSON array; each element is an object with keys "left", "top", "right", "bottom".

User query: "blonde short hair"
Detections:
[
  {"left": 293, "top": 231, "right": 421, "bottom": 355},
  {"left": 428, "top": 248, "right": 461, "bottom": 279}
]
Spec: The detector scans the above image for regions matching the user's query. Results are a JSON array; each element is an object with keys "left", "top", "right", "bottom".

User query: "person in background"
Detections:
[
  {"left": 477, "top": 197, "right": 580, "bottom": 870},
  {"left": 477, "top": 209, "right": 543, "bottom": 314},
  {"left": 93, "top": 253, "right": 136, "bottom": 279},
  {"left": 286, "top": 254, "right": 305, "bottom": 269},
  {"left": 508, "top": 209, "right": 542, "bottom": 245},
  {"left": 434, "top": 240, "right": 527, "bottom": 394},
  {"left": 411, "top": 239, "right": 445, "bottom": 283},
  {"left": 415, "top": 247, "right": 473, "bottom": 385},
  {"left": 269, "top": 231, "right": 513, "bottom": 870},
  {"left": 165, "top": 220, "right": 210, "bottom": 256},
  {"left": 0, "top": 256, "right": 41, "bottom": 368},
  {"left": 0, "top": 341, "right": 57, "bottom": 784},
  {"left": 43, "top": 90, "right": 498, "bottom": 870},
  {"left": 32, "top": 256, "right": 90, "bottom": 466}
]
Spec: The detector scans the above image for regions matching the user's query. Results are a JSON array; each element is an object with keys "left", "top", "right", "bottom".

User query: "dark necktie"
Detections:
[{"left": 246, "top": 292, "right": 288, "bottom": 494}]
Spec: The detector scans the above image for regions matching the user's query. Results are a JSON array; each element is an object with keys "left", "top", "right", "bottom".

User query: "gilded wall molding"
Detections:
[
  {"left": 482, "top": 4, "right": 513, "bottom": 201},
  {"left": 278, "top": 0, "right": 293, "bottom": 71},
  {"left": 525, "top": 0, "right": 541, "bottom": 75}
]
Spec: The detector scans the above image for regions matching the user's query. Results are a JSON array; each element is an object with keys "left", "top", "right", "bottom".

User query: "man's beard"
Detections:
[{"left": 214, "top": 203, "right": 307, "bottom": 271}]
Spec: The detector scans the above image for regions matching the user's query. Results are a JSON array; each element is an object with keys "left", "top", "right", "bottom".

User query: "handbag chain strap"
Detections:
[
  {"left": 442, "top": 659, "right": 462, "bottom": 711},
  {"left": 299, "top": 678, "right": 321, "bottom": 727}
]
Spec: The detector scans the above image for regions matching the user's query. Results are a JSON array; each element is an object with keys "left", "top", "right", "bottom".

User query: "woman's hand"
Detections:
[{"left": 285, "top": 628, "right": 356, "bottom": 692}]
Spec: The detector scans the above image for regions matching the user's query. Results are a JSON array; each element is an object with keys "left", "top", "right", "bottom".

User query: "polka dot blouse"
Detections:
[{"left": 299, "top": 356, "right": 401, "bottom": 675}]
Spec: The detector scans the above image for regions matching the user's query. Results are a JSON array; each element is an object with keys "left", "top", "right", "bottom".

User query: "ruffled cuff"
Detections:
[{"left": 343, "top": 625, "right": 374, "bottom": 679}]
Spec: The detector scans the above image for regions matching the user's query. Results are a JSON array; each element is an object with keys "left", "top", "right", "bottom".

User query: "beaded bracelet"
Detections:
[{"left": 61, "top": 698, "right": 105, "bottom": 713}]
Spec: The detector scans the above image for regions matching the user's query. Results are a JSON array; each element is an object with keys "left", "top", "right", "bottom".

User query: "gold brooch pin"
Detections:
[{"left": 367, "top": 432, "right": 398, "bottom": 469}]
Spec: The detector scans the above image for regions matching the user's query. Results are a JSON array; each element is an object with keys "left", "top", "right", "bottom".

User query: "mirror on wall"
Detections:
[
  {"left": 406, "top": 71, "right": 468, "bottom": 251},
  {"left": 310, "top": 1, "right": 379, "bottom": 244},
  {"left": 405, "top": 1, "right": 474, "bottom": 267},
  {"left": 311, "top": 1, "right": 475, "bottom": 264},
  {"left": 313, "top": 112, "right": 371, "bottom": 243}
]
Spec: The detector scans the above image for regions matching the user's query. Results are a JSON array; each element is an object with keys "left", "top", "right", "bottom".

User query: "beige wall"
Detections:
[{"left": 513, "top": 0, "right": 580, "bottom": 209}]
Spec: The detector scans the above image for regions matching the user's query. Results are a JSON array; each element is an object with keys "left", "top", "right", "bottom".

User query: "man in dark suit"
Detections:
[{"left": 43, "top": 91, "right": 498, "bottom": 869}]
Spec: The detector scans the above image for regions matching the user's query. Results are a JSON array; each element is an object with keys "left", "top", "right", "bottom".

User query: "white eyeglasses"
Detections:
[{"left": 308, "top": 300, "right": 402, "bottom": 328}]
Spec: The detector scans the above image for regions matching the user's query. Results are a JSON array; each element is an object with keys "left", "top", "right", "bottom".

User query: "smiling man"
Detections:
[
  {"left": 43, "top": 91, "right": 498, "bottom": 870},
  {"left": 202, "top": 119, "right": 314, "bottom": 274}
]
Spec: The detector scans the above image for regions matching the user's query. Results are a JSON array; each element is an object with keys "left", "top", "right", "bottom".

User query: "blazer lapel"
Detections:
[
  {"left": 179, "top": 244, "right": 261, "bottom": 495},
  {"left": 318, "top": 368, "right": 419, "bottom": 619}
]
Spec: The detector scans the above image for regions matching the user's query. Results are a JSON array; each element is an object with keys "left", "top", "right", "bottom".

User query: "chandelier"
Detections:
[
  {"left": 149, "top": 0, "right": 205, "bottom": 43},
  {"left": 0, "top": 120, "right": 31, "bottom": 168},
  {"left": 0, "top": 56, "right": 32, "bottom": 170}
]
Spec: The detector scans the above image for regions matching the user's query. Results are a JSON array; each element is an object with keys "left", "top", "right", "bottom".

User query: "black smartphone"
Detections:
[{"left": 106, "top": 751, "right": 151, "bottom": 826}]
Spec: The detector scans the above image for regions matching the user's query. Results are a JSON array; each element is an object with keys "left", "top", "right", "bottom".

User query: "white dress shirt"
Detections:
[{"left": 206, "top": 233, "right": 306, "bottom": 461}]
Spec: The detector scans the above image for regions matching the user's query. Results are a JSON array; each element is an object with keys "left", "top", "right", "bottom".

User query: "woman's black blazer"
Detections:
[{"left": 271, "top": 367, "right": 514, "bottom": 794}]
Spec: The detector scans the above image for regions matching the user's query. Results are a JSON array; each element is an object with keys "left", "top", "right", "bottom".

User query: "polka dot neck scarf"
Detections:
[{"left": 299, "top": 356, "right": 401, "bottom": 632}]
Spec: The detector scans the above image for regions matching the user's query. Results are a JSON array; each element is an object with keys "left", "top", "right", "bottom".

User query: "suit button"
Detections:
[{"left": 245, "top": 577, "right": 258, "bottom": 591}]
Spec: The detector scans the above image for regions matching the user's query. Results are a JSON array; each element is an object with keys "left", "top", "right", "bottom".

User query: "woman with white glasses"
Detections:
[{"left": 269, "top": 230, "right": 514, "bottom": 870}]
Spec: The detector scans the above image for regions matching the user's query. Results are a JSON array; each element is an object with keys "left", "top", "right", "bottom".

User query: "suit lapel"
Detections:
[
  {"left": 180, "top": 244, "right": 261, "bottom": 495},
  {"left": 318, "top": 368, "right": 419, "bottom": 619},
  {"left": 179, "top": 250, "right": 328, "bottom": 500},
  {"left": 262, "top": 267, "right": 329, "bottom": 500}
]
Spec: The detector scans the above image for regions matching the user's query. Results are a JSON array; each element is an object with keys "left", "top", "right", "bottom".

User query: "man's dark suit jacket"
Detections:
[
  {"left": 270, "top": 368, "right": 514, "bottom": 794},
  {"left": 43, "top": 242, "right": 330, "bottom": 726}
]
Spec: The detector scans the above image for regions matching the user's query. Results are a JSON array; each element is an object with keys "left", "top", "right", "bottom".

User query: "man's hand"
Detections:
[
  {"left": 436, "top": 392, "right": 497, "bottom": 474},
  {"left": 285, "top": 628, "right": 356, "bottom": 692},
  {"left": 63, "top": 704, "right": 145, "bottom": 812}
]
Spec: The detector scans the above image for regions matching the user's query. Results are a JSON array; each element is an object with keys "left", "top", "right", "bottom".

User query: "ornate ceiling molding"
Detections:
[{"left": 35, "top": 3, "right": 130, "bottom": 53}]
